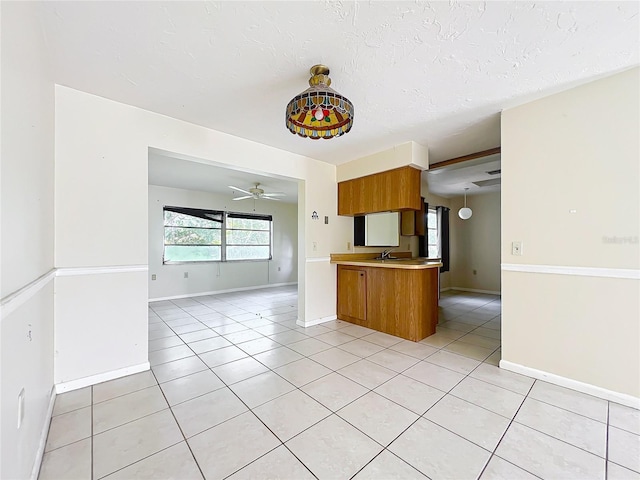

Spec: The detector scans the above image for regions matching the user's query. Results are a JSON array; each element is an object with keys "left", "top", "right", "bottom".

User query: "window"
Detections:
[
  {"left": 427, "top": 208, "right": 439, "bottom": 258},
  {"left": 226, "top": 213, "right": 272, "bottom": 260},
  {"left": 163, "top": 207, "right": 222, "bottom": 262},
  {"left": 163, "top": 206, "right": 272, "bottom": 263}
]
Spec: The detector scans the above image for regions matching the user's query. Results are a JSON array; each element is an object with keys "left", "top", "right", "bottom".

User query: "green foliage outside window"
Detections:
[
  {"left": 427, "top": 209, "right": 439, "bottom": 259},
  {"left": 163, "top": 208, "right": 271, "bottom": 263}
]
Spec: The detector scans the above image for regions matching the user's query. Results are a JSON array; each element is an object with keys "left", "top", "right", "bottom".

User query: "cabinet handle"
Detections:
[{"left": 360, "top": 273, "right": 363, "bottom": 276}]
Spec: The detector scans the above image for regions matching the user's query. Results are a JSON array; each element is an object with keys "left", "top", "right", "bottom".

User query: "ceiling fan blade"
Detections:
[
  {"left": 228, "top": 185, "right": 253, "bottom": 195},
  {"left": 232, "top": 195, "right": 253, "bottom": 201},
  {"left": 263, "top": 196, "right": 281, "bottom": 201},
  {"left": 262, "top": 192, "right": 286, "bottom": 197}
]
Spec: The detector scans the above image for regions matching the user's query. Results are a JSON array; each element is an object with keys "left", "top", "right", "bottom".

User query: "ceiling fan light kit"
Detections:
[
  {"left": 285, "top": 64, "right": 354, "bottom": 140},
  {"left": 228, "top": 183, "right": 286, "bottom": 201},
  {"left": 458, "top": 188, "right": 473, "bottom": 220}
]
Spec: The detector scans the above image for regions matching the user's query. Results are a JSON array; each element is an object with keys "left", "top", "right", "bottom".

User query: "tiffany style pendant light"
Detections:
[{"left": 285, "top": 64, "right": 354, "bottom": 140}]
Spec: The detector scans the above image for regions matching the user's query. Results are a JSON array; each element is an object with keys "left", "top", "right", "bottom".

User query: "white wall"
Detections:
[
  {"left": 148, "top": 185, "right": 298, "bottom": 299},
  {"left": 54, "top": 85, "right": 352, "bottom": 385},
  {"left": 501, "top": 67, "right": 639, "bottom": 399},
  {"left": 450, "top": 192, "right": 501, "bottom": 293},
  {"left": 0, "top": 2, "right": 55, "bottom": 478}
]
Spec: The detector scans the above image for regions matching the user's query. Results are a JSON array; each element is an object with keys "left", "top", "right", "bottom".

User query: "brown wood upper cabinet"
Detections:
[{"left": 337, "top": 166, "right": 421, "bottom": 216}]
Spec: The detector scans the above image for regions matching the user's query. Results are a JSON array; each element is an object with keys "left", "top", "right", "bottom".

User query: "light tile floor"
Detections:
[{"left": 40, "top": 287, "right": 640, "bottom": 480}]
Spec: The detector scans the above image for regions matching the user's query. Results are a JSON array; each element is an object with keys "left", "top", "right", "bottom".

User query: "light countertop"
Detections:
[{"left": 330, "top": 257, "right": 443, "bottom": 270}]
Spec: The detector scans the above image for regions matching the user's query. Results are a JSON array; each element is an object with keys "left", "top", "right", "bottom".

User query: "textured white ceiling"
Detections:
[
  {"left": 148, "top": 151, "right": 299, "bottom": 203},
  {"left": 426, "top": 154, "right": 501, "bottom": 198},
  {"left": 38, "top": 1, "right": 638, "bottom": 164}
]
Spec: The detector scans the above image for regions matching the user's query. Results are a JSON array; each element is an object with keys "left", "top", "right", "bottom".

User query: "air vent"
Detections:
[
  {"left": 472, "top": 178, "right": 501, "bottom": 188},
  {"left": 486, "top": 169, "right": 501, "bottom": 175}
]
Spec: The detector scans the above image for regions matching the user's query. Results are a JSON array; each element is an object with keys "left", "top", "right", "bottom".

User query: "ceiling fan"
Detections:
[{"left": 228, "top": 183, "right": 286, "bottom": 201}]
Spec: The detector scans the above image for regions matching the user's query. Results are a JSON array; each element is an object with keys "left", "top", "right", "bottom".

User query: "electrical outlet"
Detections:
[
  {"left": 278, "top": 267, "right": 281, "bottom": 272},
  {"left": 347, "top": 241, "right": 351, "bottom": 250},
  {"left": 151, "top": 274, "right": 156, "bottom": 281},
  {"left": 512, "top": 241, "right": 523, "bottom": 256},
  {"left": 324, "top": 216, "right": 329, "bottom": 224},
  {"left": 184, "top": 272, "right": 189, "bottom": 278}
]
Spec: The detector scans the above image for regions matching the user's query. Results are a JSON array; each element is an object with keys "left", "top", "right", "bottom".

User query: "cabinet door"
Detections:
[
  {"left": 400, "top": 197, "right": 425, "bottom": 236},
  {"left": 338, "top": 177, "right": 366, "bottom": 215},
  {"left": 337, "top": 266, "right": 367, "bottom": 323},
  {"left": 338, "top": 166, "right": 422, "bottom": 216}
]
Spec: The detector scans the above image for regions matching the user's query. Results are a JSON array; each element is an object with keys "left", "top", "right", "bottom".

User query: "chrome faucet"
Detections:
[{"left": 380, "top": 249, "right": 394, "bottom": 260}]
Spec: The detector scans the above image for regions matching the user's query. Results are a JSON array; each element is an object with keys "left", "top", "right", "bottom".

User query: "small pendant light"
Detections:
[{"left": 458, "top": 188, "right": 473, "bottom": 220}]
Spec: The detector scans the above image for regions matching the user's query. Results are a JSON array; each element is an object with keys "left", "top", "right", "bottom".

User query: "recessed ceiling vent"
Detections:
[
  {"left": 472, "top": 178, "right": 501, "bottom": 188},
  {"left": 486, "top": 169, "right": 501, "bottom": 175}
]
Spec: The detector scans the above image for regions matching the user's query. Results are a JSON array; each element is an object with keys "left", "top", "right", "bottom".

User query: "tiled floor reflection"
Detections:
[{"left": 40, "top": 287, "right": 640, "bottom": 479}]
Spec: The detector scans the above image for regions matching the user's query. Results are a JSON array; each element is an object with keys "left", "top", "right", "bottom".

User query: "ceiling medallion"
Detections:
[{"left": 285, "top": 64, "right": 354, "bottom": 140}]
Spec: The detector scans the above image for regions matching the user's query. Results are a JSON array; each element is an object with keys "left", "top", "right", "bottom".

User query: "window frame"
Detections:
[
  {"left": 427, "top": 207, "right": 440, "bottom": 259},
  {"left": 162, "top": 206, "right": 273, "bottom": 264},
  {"left": 224, "top": 212, "right": 273, "bottom": 263}
]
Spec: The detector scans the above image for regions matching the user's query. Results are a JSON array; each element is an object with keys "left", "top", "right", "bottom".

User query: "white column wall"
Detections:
[
  {"left": 54, "top": 86, "right": 352, "bottom": 384},
  {"left": 0, "top": 2, "right": 56, "bottom": 478}
]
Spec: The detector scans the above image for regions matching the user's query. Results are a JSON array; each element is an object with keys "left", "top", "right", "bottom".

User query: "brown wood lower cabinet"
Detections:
[{"left": 336, "top": 264, "right": 438, "bottom": 341}]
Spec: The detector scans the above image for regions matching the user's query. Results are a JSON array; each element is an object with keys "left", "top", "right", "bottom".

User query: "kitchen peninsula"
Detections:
[{"left": 330, "top": 253, "right": 442, "bottom": 342}]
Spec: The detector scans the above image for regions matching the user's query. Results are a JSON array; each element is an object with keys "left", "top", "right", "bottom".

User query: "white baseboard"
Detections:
[
  {"left": 149, "top": 282, "right": 298, "bottom": 302},
  {"left": 31, "top": 386, "right": 56, "bottom": 480},
  {"left": 296, "top": 314, "right": 337, "bottom": 328},
  {"left": 440, "top": 287, "right": 452, "bottom": 292},
  {"left": 305, "top": 257, "right": 331, "bottom": 263},
  {"left": 55, "top": 362, "right": 150, "bottom": 394},
  {"left": 500, "top": 360, "right": 640, "bottom": 409},
  {"left": 452, "top": 287, "right": 501, "bottom": 295}
]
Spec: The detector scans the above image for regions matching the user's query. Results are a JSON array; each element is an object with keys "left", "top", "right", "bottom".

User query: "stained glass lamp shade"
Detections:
[{"left": 286, "top": 65, "right": 354, "bottom": 140}]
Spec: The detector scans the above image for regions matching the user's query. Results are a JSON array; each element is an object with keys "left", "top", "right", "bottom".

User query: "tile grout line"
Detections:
[
  {"left": 347, "top": 449, "right": 389, "bottom": 479},
  {"left": 476, "top": 379, "right": 541, "bottom": 479},
  {"left": 94, "top": 440, "right": 185, "bottom": 480},
  {"left": 91, "top": 386, "right": 94, "bottom": 480},
  {"left": 507, "top": 419, "right": 610, "bottom": 461},
  {"left": 605, "top": 400, "right": 610, "bottom": 478},
  {"left": 149, "top": 368, "right": 207, "bottom": 480}
]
